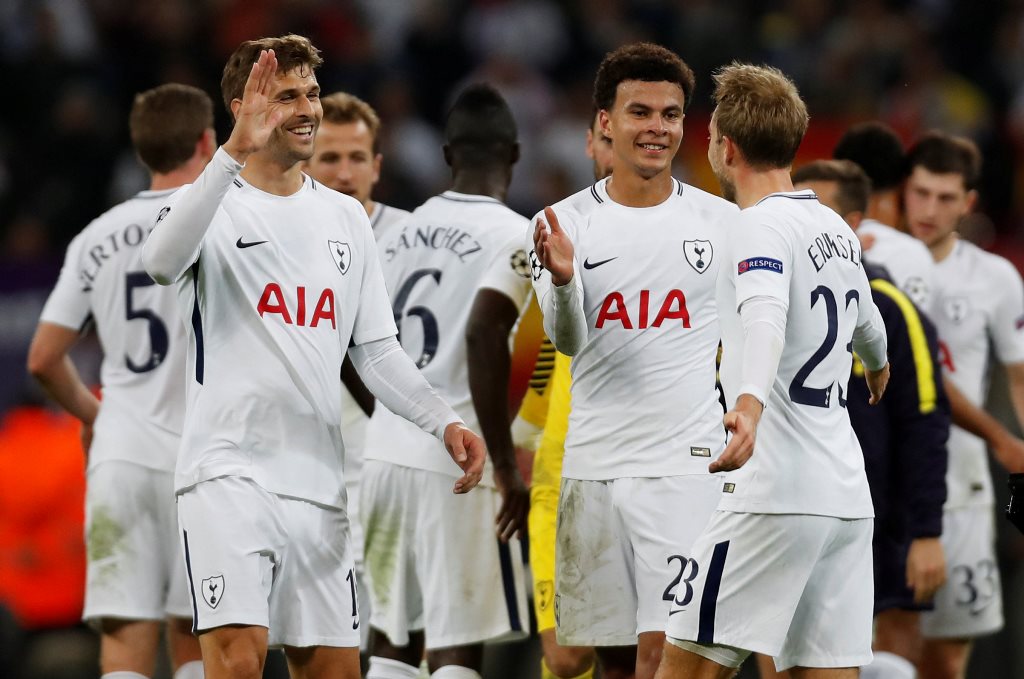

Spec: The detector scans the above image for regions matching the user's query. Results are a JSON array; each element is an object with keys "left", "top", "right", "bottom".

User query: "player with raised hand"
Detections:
[
  {"left": 28, "top": 82, "right": 214, "bottom": 679},
  {"left": 531, "top": 42, "right": 738, "bottom": 679},
  {"left": 905, "top": 131, "right": 1024, "bottom": 679},
  {"left": 656, "top": 64, "right": 889, "bottom": 679},
  {"left": 360, "top": 83, "right": 532, "bottom": 679},
  {"left": 142, "top": 36, "right": 485, "bottom": 679}
]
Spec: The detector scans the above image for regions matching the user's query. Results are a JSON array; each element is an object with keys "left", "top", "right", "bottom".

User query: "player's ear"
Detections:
[
  {"left": 230, "top": 98, "right": 243, "bottom": 122},
  {"left": 372, "top": 153, "right": 382, "bottom": 185},
  {"left": 845, "top": 211, "right": 864, "bottom": 230},
  {"left": 442, "top": 144, "right": 453, "bottom": 168},
  {"left": 599, "top": 109, "right": 612, "bottom": 138},
  {"left": 198, "top": 128, "right": 216, "bottom": 160},
  {"left": 965, "top": 188, "right": 979, "bottom": 213},
  {"left": 510, "top": 141, "right": 520, "bottom": 166},
  {"left": 723, "top": 136, "right": 738, "bottom": 167}
]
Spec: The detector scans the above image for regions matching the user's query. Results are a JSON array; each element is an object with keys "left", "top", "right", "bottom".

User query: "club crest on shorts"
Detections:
[
  {"left": 201, "top": 575, "right": 225, "bottom": 609},
  {"left": 328, "top": 240, "right": 352, "bottom": 275},
  {"left": 683, "top": 240, "right": 713, "bottom": 274}
]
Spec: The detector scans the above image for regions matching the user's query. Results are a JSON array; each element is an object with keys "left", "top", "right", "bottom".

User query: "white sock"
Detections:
[
  {"left": 173, "top": 660, "right": 205, "bottom": 679},
  {"left": 861, "top": 651, "right": 916, "bottom": 679},
  {"left": 101, "top": 673, "right": 149, "bottom": 679},
  {"left": 367, "top": 656, "right": 421, "bottom": 679},
  {"left": 430, "top": 666, "right": 482, "bottom": 679}
]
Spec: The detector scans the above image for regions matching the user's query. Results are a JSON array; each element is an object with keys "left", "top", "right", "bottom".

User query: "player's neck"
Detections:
[
  {"left": 930, "top": 233, "right": 958, "bottom": 262},
  {"left": 605, "top": 168, "right": 673, "bottom": 208},
  {"left": 240, "top": 152, "right": 306, "bottom": 196},
  {"left": 734, "top": 167, "right": 794, "bottom": 209},
  {"left": 450, "top": 172, "right": 508, "bottom": 203},
  {"left": 150, "top": 155, "right": 206, "bottom": 192},
  {"left": 364, "top": 200, "right": 378, "bottom": 218},
  {"left": 866, "top": 191, "right": 900, "bottom": 227}
]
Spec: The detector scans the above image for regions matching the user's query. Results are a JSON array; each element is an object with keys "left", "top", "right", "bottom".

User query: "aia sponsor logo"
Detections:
[
  {"left": 257, "top": 283, "right": 336, "bottom": 329},
  {"left": 596, "top": 290, "right": 691, "bottom": 329}
]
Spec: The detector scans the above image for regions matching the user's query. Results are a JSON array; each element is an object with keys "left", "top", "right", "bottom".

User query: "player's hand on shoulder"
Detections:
[
  {"left": 443, "top": 422, "right": 487, "bottom": 494},
  {"left": 533, "top": 206, "right": 575, "bottom": 287},
  {"left": 493, "top": 464, "right": 529, "bottom": 543},
  {"left": 711, "top": 394, "right": 763, "bottom": 473},
  {"left": 865, "top": 362, "right": 890, "bottom": 405},
  {"left": 223, "top": 49, "right": 286, "bottom": 163},
  {"left": 906, "top": 536, "right": 946, "bottom": 604}
]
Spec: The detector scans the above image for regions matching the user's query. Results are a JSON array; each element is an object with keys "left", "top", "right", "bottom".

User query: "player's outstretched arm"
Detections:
[
  {"left": 143, "top": 50, "right": 283, "bottom": 285},
  {"left": 530, "top": 208, "right": 587, "bottom": 355},
  {"left": 467, "top": 288, "right": 530, "bottom": 540},
  {"left": 349, "top": 335, "right": 484, "bottom": 492}
]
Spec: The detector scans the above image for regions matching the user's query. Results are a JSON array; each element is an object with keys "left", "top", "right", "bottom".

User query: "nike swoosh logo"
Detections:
[
  {"left": 668, "top": 608, "right": 687, "bottom": 616},
  {"left": 583, "top": 257, "right": 617, "bottom": 269},
  {"left": 236, "top": 237, "right": 268, "bottom": 249}
]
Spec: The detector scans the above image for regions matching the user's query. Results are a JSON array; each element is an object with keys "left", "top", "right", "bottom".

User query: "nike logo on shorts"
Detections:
[
  {"left": 236, "top": 237, "right": 269, "bottom": 249},
  {"left": 583, "top": 256, "right": 617, "bottom": 269}
]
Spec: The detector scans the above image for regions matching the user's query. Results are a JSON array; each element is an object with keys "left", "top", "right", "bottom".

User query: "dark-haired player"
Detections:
[
  {"left": 142, "top": 36, "right": 485, "bottom": 679},
  {"left": 531, "top": 42, "right": 737, "bottom": 679},
  {"left": 360, "top": 83, "right": 533, "bottom": 679},
  {"left": 905, "top": 131, "right": 1024, "bottom": 679},
  {"left": 28, "top": 82, "right": 214, "bottom": 679}
]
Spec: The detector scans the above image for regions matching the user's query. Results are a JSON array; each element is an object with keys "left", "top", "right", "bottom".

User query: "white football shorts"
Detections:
[
  {"left": 921, "top": 504, "right": 1004, "bottom": 639},
  {"left": 177, "top": 475, "right": 360, "bottom": 648},
  {"left": 83, "top": 461, "right": 191, "bottom": 623},
  {"left": 360, "top": 460, "right": 529, "bottom": 649},
  {"left": 554, "top": 475, "right": 722, "bottom": 647},
  {"left": 664, "top": 511, "right": 874, "bottom": 672}
]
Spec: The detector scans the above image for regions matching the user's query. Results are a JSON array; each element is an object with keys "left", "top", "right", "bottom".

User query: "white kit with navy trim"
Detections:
[
  {"left": 528, "top": 177, "right": 738, "bottom": 481},
  {"left": 148, "top": 148, "right": 398, "bottom": 509},
  {"left": 715, "top": 190, "right": 882, "bottom": 518},
  {"left": 364, "top": 191, "right": 532, "bottom": 485},
  {"left": 41, "top": 188, "right": 186, "bottom": 472}
]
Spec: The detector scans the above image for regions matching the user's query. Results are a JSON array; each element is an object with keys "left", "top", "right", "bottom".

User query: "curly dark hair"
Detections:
[{"left": 593, "top": 42, "right": 696, "bottom": 113}]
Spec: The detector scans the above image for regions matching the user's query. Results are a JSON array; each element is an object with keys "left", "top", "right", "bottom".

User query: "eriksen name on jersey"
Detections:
[
  {"left": 382, "top": 223, "right": 483, "bottom": 264},
  {"left": 807, "top": 230, "right": 862, "bottom": 273}
]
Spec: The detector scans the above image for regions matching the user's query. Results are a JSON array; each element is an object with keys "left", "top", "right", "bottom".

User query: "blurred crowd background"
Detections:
[{"left": 4, "top": 0, "right": 1024, "bottom": 677}]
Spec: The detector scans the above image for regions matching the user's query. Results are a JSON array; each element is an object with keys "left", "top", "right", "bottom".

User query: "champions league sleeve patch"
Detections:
[{"left": 737, "top": 257, "right": 783, "bottom": 275}]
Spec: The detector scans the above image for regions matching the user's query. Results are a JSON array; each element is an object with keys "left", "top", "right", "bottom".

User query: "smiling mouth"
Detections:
[
  {"left": 288, "top": 124, "right": 314, "bottom": 139},
  {"left": 638, "top": 143, "right": 668, "bottom": 152}
]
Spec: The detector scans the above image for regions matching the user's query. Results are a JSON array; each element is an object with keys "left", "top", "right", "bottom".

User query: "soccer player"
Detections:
[
  {"left": 303, "top": 90, "right": 411, "bottom": 652},
  {"left": 530, "top": 43, "right": 738, "bottom": 679},
  {"left": 904, "top": 131, "right": 1024, "bottom": 679},
  {"left": 833, "top": 122, "right": 936, "bottom": 310},
  {"left": 526, "top": 109, "right": 613, "bottom": 679},
  {"left": 656, "top": 64, "right": 890, "bottom": 679},
  {"left": 141, "top": 37, "right": 485, "bottom": 679},
  {"left": 792, "top": 160, "right": 950, "bottom": 679},
  {"left": 360, "top": 83, "right": 532, "bottom": 679},
  {"left": 26, "top": 83, "right": 214, "bottom": 679}
]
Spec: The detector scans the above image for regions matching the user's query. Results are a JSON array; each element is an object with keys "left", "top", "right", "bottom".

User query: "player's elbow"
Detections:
[
  {"left": 141, "top": 249, "right": 176, "bottom": 286},
  {"left": 26, "top": 340, "right": 59, "bottom": 383},
  {"left": 465, "top": 316, "right": 506, "bottom": 362}
]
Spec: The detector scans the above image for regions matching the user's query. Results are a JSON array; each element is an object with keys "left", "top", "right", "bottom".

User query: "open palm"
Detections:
[
  {"left": 533, "top": 206, "right": 575, "bottom": 286},
  {"left": 224, "top": 49, "right": 285, "bottom": 161}
]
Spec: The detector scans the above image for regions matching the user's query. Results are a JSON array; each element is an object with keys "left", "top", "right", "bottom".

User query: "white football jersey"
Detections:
[
  {"left": 931, "top": 239, "right": 1024, "bottom": 508},
  {"left": 716, "top": 190, "right": 877, "bottom": 518},
  {"left": 859, "top": 218, "right": 936, "bottom": 313},
  {"left": 363, "top": 191, "right": 532, "bottom": 484},
  {"left": 163, "top": 170, "right": 397, "bottom": 509},
  {"left": 341, "top": 203, "right": 409, "bottom": 498},
  {"left": 530, "top": 177, "right": 738, "bottom": 481},
  {"left": 40, "top": 189, "right": 185, "bottom": 472}
]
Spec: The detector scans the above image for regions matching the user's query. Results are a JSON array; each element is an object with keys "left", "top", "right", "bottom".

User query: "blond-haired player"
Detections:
[{"left": 657, "top": 64, "right": 889, "bottom": 679}]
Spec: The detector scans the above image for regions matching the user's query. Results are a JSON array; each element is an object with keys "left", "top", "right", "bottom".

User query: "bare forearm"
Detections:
[
  {"left": 33, "top": 357, "right": 99, "bottom": 424},
  {"left": 946, "top": 380, "right": 1007, "bottom": 444},
  {"left": 467, "top": 327, "right": 517, "bottom": 471}
]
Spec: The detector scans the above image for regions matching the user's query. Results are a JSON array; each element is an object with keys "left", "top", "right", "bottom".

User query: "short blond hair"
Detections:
[
  {"left": 712, "top": 63, "right": 808, "bottom": 169},
  {"left": 320, "top": 92, "right": 382, "bottom": 152}
]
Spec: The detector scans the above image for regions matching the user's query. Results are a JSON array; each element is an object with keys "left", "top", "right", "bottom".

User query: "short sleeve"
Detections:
[
  {"left": 480, "top": 230, "right": 533, "bottom": 309},
  {"left": 989, "top": 258, "right": 1024, "bottom": 365},
  {"left": 39, "top": 233, "right": 92, "bottom": 331},
  {"left": 731, "top": 211, "right": 794, "bottom": 310},
  {"left": 352, "top": 210, "right": 399, "bottom": 345}
]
